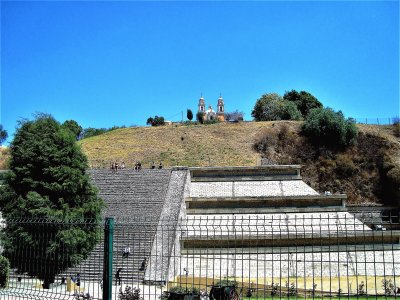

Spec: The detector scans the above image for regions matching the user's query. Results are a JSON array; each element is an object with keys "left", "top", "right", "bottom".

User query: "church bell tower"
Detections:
[{"left": 217, "top": 95, "right": 225, "bottom": 121}]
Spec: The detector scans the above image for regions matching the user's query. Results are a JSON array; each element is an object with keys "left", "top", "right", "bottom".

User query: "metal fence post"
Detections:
[{"left": 103, "top": 217, "right": 114, "bottom": 300}]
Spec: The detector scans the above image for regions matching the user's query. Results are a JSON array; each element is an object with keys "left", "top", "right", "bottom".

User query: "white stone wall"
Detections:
[
  {"left": 183, "top": 212, "right": 370, "bottom": 237},
  {"left": 190, "top": 181, "right": 319, "bottom": 198},
  {"left": 168, "top": 250, "right": 400, "bottom": 279}
]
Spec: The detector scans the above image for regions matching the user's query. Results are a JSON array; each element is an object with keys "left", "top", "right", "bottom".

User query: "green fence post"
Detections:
[{"left": 103, "top": 217, "right": 114, "bottom": 300}]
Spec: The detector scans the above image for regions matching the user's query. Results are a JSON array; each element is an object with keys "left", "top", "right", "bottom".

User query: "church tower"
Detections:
[
  {"left": 217, "top": 95, "right": 225, "bottom": 122},
  {"left": 198, "top": 95, "right": 205, "bottom": 113}
]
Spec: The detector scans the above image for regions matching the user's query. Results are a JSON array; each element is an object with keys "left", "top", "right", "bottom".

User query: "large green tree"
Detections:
[
  {"left": 62, "top": 120, "right": 83, "bottom": 140},
  {"left": 0, "top": 125, "right": 7, "bottom": 145},
  {"left": 0, "top": 114, "right": 104, "bottom": 288},
  {"left": 283, "top": 90, "right": 323, "bottom": 117},
  {"left": 251, "top": 93, "right": 302, "bottom": 121}
]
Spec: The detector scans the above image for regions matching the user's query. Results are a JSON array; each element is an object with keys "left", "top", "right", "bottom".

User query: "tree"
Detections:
[
  {"left": 0, "top": 114, "right": 104, "bottom": 288},
  {"left": 277, "top": 100, "right": 302, "bottom": 121},
  {"left": 146, "top": 117, "right": 154, "bottom": 126},
  {"left": 283, "top": 90, "right": 322, "bottom": 117},
  {"left": 196, "top": 112, "right": 204, "bottom": 124},
  {"left": 0, "top": 125, "right": 7, "bottom": 145},
  {"left": 302, "top": 107, "right": 358, "bottom": 148},
  {"left": 251, "top": 93, "right": 302, "bottom": 121},
  {"left": 147, "top": 116, "right": 165, "bottom": 126},
  {"left": 81, "top": 127, "right": 107, "bottom": 139},
  {"left": 62, "top": 120, "right": 83, "bottom": 140},
  {"left": 225, "top": 110, "right": 245, "bottom": 122},
  {"left": 252, "top": 93, "right": 282, "bottom": 121},
  {"left": 187, "top": 109, "right": 193, "bottom": 121}
]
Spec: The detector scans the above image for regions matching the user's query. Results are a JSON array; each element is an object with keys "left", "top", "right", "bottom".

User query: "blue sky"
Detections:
[{"left": 1, "top": 1, "right": 399, "bottom": 143}]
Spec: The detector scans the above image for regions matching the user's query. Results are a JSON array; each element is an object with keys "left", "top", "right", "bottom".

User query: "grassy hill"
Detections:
[
  {"left": 78, "top": 121, "right": 267, "bottom": 168},
  {"left": 78, "top": 121, "right": 399, "bottom": 206},
  {"left": 1, "top": 121, "right": 399, "bottom": 206}
]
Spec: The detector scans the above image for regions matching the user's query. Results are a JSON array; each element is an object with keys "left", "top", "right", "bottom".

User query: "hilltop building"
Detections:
[{"left": 197, "top": 95, "right": 225, "bottom": 122}]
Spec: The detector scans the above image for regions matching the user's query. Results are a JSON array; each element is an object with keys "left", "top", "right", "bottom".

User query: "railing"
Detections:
[
  {"left": 0, "top": 212, "right": 399, "bottom": 299},
  {"left": 354, "top": 117, "right": 399, "bottom": 125}
]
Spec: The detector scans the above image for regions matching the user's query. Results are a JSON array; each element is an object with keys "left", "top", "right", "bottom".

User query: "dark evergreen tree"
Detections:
[
  {"left": 0, "top": 114, "right": 104, "bottom": 288},
  {"left": 283, "top": 90, "right": 323, "bottom": 117},
  {"left": 0, "top": 125, "right": 7, "bottom": 145},
  {"left": 187, "top": 109, "right": 193, "bottom": 121}
]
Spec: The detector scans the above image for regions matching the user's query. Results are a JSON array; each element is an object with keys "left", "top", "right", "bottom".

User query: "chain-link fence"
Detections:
[{"left": 0, "top": 211, "right": 399, "bottom": 299}]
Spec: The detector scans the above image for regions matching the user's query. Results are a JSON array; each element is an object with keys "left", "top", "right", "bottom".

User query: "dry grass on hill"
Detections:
[
  {"left": 1, "top": 121, "right": 398, "bottom": 205},
  {"left": 78, "top": 122, "right": 271, "bottom": 168}
]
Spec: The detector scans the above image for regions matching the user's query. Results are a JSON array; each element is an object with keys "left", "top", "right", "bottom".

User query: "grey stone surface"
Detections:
[
  {"left": 190, "top": 181, "right": 318, "bottom": 198},
  {"left": 144, "top": 170, "right": 188, "bottom": 283}
]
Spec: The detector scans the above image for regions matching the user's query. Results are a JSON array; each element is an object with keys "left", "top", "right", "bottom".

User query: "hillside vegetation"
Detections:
[{"left": 1, "top": 121, "right": 399, "bottom": 205}]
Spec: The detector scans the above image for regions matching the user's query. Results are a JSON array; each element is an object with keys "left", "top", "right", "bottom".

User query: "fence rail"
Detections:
[{"left": 0, "top": 211, "right": 399, "bottom": 299}]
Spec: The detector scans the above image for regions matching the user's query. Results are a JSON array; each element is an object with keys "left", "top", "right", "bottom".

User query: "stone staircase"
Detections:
[{"left": 61, "top": 169, "right": 171, "bottom": 283}]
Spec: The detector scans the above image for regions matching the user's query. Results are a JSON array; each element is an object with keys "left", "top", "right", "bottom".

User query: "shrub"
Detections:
[
  {"left": 302, "top": 107, "right": 358, "bottom": 149},
  {"left": 392, "top": 117, "right": 400, "bottom": 137},
  {"left": 335, "top": 155, "right": 357, "bottom": 177},
  {"left": 357, "top": 281, "right": 365, "bottom": 296},
  {"left": 382, "top": 278, "right": 395, "bottom": 296},
  {"left": 215, "top": 279, "right": 238, "bottom": 287},
  {"left": 0, "top": 255, "right": 10, "bottom": 288},
  {"left": 147, "top": 116, "right": 165, "bottom": 127},
  {"left": 203, "top": 119, "right": 219, "bottom": 125},
  {"left": 225, "top": 110, "right": 245, "bottom": 122},
  {"left": 119, "top": 286, "right": 143, "bottom": 300},
  {"left": 253, "top": 127, "right": 278, "bottom": 154},
  {"left": 168, "top": 285, "right": 200, "bottom": 294},
  {"left": 196, "top": 112, "right": 204, "bottom": 124}
]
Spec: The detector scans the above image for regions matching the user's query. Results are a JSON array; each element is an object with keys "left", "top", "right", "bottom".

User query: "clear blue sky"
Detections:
[{"left": 1, "top": 1, "right": 399, "bottom": 143}]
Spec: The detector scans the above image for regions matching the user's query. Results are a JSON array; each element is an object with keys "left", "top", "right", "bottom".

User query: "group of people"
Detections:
[
  {"left": 111, "top": 161, "right": 126, "bottom": 172},
  {"left": 110, "top": 161, "right": 164, "bottom": 171},
  {"left": 151, "top": 161, "right": 163, "bottom": 169},
  {"left": 134, "top": 161, "right": 142, "bottom": 171}
]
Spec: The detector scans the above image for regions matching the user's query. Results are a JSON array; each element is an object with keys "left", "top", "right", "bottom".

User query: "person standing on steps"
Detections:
[{"left": 115, "top": 268, "right": 122, "bottom": 285}]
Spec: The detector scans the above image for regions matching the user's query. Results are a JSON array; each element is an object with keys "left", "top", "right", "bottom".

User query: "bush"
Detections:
[
  {"left": 392, "top": 117, "right": 400, "bottom": 137},
  {"left": 0, "top": 255, "right": 10, "bottom": 288},
  {"left": 215, "top": 279, "right": 238, "bottom": 287},
  {"left": 253, "top": 127, "right": 278, "bottom": 154},
  {"left": 382, "top": 278, "right": 395, "bottom": 296},
  {"left": 146, "top": 116, "right": 165, "bottom": 127},
  {"left": 119, "top": 286, "right": 143, "bottom": 300},
  {"left": 335, "top": 155, "right": 357, "bottom": 177},
  {"left": 302, "top": 107, "right": 358, "bottom": 149},
  {"left": 196, "top": 112, "right": 204, "bottom": 124},
  {"left": 168, "top": 285, "right": 200, "bottom": 294},
  {"left": 225, "top": 110, "right": 245, "bottom": 122}
]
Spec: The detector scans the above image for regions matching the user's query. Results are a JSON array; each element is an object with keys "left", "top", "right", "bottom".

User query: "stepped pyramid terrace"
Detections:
[{"left": 1, "top": 165, "right": 399, "bottom": 299}]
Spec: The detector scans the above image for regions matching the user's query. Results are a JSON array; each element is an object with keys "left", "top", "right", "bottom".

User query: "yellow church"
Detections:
[{"left": 197, "top": 95, "right": 225, "bottom": 122}]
